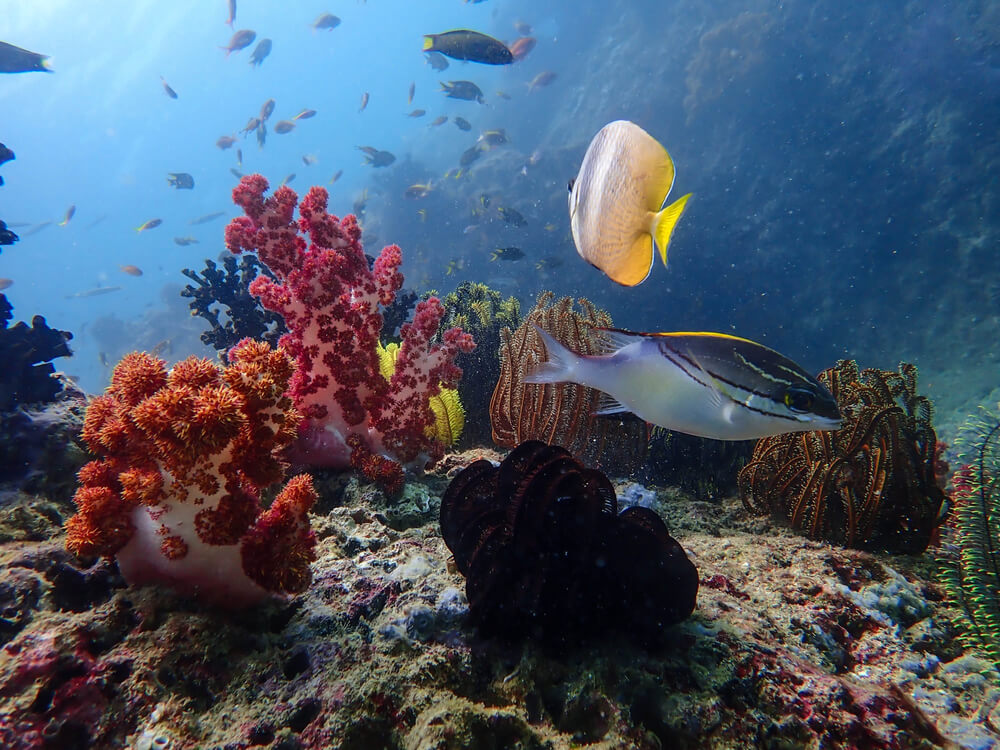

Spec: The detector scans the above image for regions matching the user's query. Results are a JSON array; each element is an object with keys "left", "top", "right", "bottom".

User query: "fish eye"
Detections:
[
  {"left": 567, "top": 178, "right": 575, "bottom": 193},
  {"left": 783, "top": 387, "right": 815, "bottom": 413}
]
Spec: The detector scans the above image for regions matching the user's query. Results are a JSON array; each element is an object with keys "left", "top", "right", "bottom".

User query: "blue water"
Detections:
[{"left": 2, "top": 0, "right": 998, "bottom": 407}]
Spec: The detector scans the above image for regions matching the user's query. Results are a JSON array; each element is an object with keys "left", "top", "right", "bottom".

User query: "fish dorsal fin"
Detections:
[
  {"left": 593, "top": 391, "right": 629, "bottom": 416},
  {"left": 590, "top": 326, "right": 643, "bottom": 355}
]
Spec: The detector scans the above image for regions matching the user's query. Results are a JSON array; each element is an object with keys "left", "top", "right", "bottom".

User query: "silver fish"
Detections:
[
  {"left": 65, "top": 285, "right": 123, "bottom": 299},
  {"left": 525, "top": 326, "right": 842, "bottom": 441}
]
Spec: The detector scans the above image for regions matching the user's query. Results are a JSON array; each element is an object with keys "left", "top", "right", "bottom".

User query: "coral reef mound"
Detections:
[{"left": 440, "top": 440, "right": 698, "bottom": 646}]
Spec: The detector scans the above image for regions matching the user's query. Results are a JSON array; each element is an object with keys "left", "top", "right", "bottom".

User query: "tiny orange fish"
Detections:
[{"left": 120, "top": 264, "right": 143, "bottom": 277}]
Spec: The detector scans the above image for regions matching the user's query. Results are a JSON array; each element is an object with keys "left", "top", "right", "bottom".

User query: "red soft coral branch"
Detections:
[{"left": 225, "top": 174, "right": 475, "bottom": 479}]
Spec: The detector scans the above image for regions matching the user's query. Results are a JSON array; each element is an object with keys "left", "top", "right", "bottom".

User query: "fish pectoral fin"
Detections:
[
  {"left": 652, "top": 193, "right": 692, "bottom": 266},
  {"left": 593, "top": 392, "right": 629, "bottom": 416},
  {"left": 721, "top": 402, "right": 740, "bottom": 424},
  {"left": 686, "top": 348, "right": 729, "bottom": 411}
]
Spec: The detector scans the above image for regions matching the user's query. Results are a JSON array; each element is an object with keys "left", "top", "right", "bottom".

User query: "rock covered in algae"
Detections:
[{"left": 0, "top": 449, "right": 997, "bottom": 749}]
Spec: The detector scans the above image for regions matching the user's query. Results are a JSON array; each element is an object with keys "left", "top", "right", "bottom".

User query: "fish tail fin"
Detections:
[
  {"left": 652, "top": 193, "right": 691, "bottom": 266},
  {"left": 523, "top": 326, "right": 579, "bottom": 385},
  {"left": 422, "top": 35, "right": 435, "bottom": 52}
]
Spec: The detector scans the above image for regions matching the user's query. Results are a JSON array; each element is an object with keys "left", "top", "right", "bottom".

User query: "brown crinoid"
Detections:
[
  {"left": 739, "top": 360, "right": 945, "bottom": 553},
  {"left": 440, "top": 440, "right": 698, "bottom": 647},
  {"left": 489, "top": 291, "right": 648, "bottom": 475}
]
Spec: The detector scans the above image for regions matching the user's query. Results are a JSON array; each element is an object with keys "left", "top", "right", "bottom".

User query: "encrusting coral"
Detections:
[
  {"left": 224, "top": 175, "right": 475, "bottom": 490},
  {"left": 490, "top": 291, "right": 648, "bottom": 475},
  {"left": 65, "top": 339, "right": 317, "bottom": 607},
  {"left": 939, "top": 407, "right": 1000, "bottom": 666},
  {"left": 440, "top": 440, "right": 698, "bottom": 646},
  {"left": 739, "top": 359, "right": 945, "bottom": 553}
]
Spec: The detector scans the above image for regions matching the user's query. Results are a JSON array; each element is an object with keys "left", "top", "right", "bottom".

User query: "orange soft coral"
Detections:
[{"left": 66, "top": 339, "right": 317, "bottom": 606}]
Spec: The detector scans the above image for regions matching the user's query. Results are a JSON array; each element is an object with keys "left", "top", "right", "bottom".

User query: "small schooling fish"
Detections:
[
  {"left": 423, "top": 30, "right": 513, "bottom": 65},
  {"left": 312, "top": 13, "right": 341, "bottom": 30},
  {"left": 189, "top": 211, "right": 225, "bottom": 225},
  {"left": 166, "top": 172, "right": 195, "bottom": 189},
  {"left": 424, "top": 51, "right": 449, "bottom": 71},
  {"left": 221, "top": 29, "right": 256, "bottom": 56},
  {"left": 490, "top": 246, "right": 524, "bottom": 262},
  {"left": 135, "top": 218, "right": 162, "bottom": 232},
  {"left": 526, "top": 327, "right": 842, "bottom": 441},
  {"left": 509, "top": 37, "right": 536, "bottom": 62},
  {"left": 527, "top": 71, "right": 557, "bottom": 92},
  {"left": 249, "top": 38, "right": 272, "bottom": 67},
  {"left": 65, "top": 285, "right": 122, "bottom": 299},
  {"left": 403, "top": 182, "right": 433, "bottom": 199},
  {"left": 440, "top": 80, "right": 485, "bottom": 103},
  {"left": 160, "top": 76, "right": 178, "bottom": 98}
]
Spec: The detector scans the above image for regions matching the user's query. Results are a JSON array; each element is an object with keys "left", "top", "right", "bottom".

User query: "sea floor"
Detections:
[{"left": 1, "top": 446, "right": 998, "bottom": 750}]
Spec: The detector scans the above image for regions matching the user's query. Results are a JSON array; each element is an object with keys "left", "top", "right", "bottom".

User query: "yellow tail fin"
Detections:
[
  {"left": 652, "top": 193, "right": 691, "bottom": 266},
  {"left": 422, "top": 36, "right": 435, "bottom": 51}
]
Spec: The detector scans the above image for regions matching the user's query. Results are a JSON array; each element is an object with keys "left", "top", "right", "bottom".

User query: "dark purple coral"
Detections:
[{"left": 441, "top": 441, "right": 698, "bottom": 647}]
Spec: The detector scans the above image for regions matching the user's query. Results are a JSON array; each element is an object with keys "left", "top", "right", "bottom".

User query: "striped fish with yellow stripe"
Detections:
[{"left": 525, "top": 326, "right": 841, "bottom": 441}]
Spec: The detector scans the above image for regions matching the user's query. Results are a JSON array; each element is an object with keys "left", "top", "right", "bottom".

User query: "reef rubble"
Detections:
[{"left": 0, "top": 447, "right": 998, "bottom": 749}]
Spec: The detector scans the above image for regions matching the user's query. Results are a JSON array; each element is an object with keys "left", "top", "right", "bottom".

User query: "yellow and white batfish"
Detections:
[
  {"left": 568, "top": 120, "right": 691, "bottom": 286},
  {"left": 525, "top": 326, "right": 842, "bottom": 441}
]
